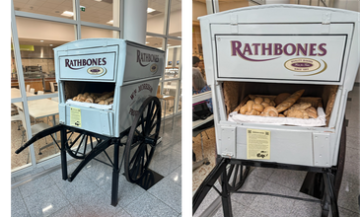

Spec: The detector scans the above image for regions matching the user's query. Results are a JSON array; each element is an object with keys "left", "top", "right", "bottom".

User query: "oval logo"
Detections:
[
  {"left": 284, "top": 58, "right": 320, "bottom": 72},
  {"left": 150, "top": 63, "right": 158, "bottom": 74},
  {"left": 87, "top": 67, "right": 107, "bottom": 76}
]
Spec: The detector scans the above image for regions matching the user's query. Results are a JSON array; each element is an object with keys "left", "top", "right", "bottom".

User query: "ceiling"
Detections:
[{"left": 13, "top": 0, "right": 182, "bottom": 26}]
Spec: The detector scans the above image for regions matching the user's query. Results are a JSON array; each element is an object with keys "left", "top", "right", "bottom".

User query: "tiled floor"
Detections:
[
  {"left": 11, "top": 115, "right": 182, "bottom": 217},
  {"left": 194, "top": 84, "right": 360, "bottom": 217}
]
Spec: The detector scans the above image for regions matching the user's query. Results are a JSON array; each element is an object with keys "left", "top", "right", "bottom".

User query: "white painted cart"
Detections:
[
  {"left": 16, "top": 38, "right": 165, "bottom": 206},
  {"left": 193, "top": 5, "right": 360, "bottom": 217}
]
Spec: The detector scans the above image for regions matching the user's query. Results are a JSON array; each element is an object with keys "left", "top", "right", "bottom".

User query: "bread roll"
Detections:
[
  {"left": 254, "top": 97, "right": 263, "bottom": 105},
  {"left": 306, "top": 107, "right": 318, "bottom": 118},
  {"left": 276, "top": 90, "right": 305, "bottom": 112},
  {"left": 85, "top": 97, "right": 94, "bottom": 103},
  {"left": 261, "top": 102, "right": 269, "bottom": 108},
  {"left": 279, "top": 114, "right": 285, "bottom": 118},
  {"left": 246, "top": 100, "right": 254, "bottom": 112},
  {"left": 261, "top": 106, "right": 278, "bottom": 117},
  {"left": 253, "top": 104, "right": 264, "bottom": 112},
  {"left": 246, "top": 109, "right": 258, "bottom": 116},
  {"left": 263, "top": 98, "right": 271, "bottom": 104},
  {"left": 240, "top": 106, "right": 247, "bottom": 114}
]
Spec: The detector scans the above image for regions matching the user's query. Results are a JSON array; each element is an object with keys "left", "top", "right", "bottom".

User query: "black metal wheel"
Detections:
[
  {"left": 64, "top": 130, "right": 105, "bottom": 159},
  {"left": 124, "top": 96, "right": 161, "bottom": 183},
  {"left": 216, "top": 155, "right": 250, "bottom": 192}
]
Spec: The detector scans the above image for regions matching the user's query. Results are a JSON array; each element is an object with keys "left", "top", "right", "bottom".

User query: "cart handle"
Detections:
[{"left": 15, "top": 124, "right": 64, "bottom": 154}]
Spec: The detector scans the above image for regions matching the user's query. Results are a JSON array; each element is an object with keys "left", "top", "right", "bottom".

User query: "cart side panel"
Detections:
[
  {"left": 235, "top": 126, "right": 314, "bottom": 166},
  {"left": 118, "top": 78, "right": 160, "bottom": 133},
  {"left": 63, "top": 106, "right": 113, "bottom": 136},
  {"left": 123, "top": 42, "right": 165, "bottom": 83}
]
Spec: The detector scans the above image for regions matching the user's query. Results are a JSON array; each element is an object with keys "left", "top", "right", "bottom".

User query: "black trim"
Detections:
[{"left": 214, "top": 33, "right": 349, "bottom": 83}]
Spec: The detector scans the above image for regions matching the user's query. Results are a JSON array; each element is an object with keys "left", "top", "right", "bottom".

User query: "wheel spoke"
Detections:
[
  {"left": 151, "top": 105, "right": 159, "bottom": 123},
  {"left": 150, "top": 119, "right": 161, "bottom": 131},
  {"left": 129, "top": 143, "right": 143, "bottom": 165},
  {"left": 131, "top": 140, "right": 142, "bottom": 149},
  {"left": 74, "top": 134, "right": 85, "bottom": 155},
  {"left": 232, "top": 165, "right": 239, "bottom": 188},
  {"left": 135, "top": 128, "right": 143, "bottom": 137},
  {"left": 141, "top": 113, "right": 145, "bottom": 134},
  {"left": 69, "top": 134, "right": 82, "bottom": 148},
  {"left": 83, "top": 135, "right": 88, "bottom": 155}
]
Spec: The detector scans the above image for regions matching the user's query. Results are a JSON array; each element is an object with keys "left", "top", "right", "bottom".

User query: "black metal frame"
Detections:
[
  {"left": 193, "top": 117, "right": 347, "bottom": 217},
  {"left": 15, "top": 96, "right": 162, "bottom": 207},
  {"left": 193, "top": 158, "right": 340, "bottom": 217}
]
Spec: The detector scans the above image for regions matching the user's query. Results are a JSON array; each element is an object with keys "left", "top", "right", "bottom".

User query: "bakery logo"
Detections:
[
  {"left": 231, "top": 41, "right": 327, "bottom": 62},
  {"left": 285, "top": 58, "right": 327, "bottom": 76},
  {"left": 150, "top": 63, "right": 158, "bottom": 74},
  {"left": 87, "top": 67, "right": 107, "bottom": 77},
  {"left": 65, "top": 58, "right": 107, "bottom": 70},
  {"left": 137, "top": 50, "right": 160, "bottom": 67}
]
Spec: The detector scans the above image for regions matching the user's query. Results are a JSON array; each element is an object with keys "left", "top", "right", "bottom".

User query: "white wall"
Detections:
[
  {"left": 16, "top": 17, "right": 114, "bottom": 42},
  {"left": 146, "top": 9, "right": 181, "bottom": 35}
]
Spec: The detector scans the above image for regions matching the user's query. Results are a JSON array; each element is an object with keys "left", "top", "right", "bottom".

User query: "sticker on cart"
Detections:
[
  {"left": 247, "top": 129, "right": 270, "bottom": 160},
  {"left": 70, "top": 107, "right": 82, "bottom": 127}
]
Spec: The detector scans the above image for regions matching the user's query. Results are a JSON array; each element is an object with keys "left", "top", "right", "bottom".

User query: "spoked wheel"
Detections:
[
  {"left": 125, "top": 96, "right": 161, "bottom": 183},
  {"left": 216, "top": 155, "right": 250, "bottom": 192},
  {"left": 64, "top": 130, "right": 105, "bottom": 159}
]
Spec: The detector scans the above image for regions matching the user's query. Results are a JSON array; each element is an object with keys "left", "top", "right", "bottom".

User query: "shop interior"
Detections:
[
  {"left": 192, "top": 0, "right": 360, "bottom": 216},
  {"left": 11, "top": 0, "right": 182, "bottom": 216}
]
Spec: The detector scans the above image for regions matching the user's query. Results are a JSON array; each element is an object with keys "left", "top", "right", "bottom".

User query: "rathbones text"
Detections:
[
  {"left": 231, "top": 41, "right": 327, "bottom": 61},
  {"left": 65, "top": 58, "right": 107, "bottom": 69},
  {"left": 137, "top": 50, "right": 159, "bottom": 67}
]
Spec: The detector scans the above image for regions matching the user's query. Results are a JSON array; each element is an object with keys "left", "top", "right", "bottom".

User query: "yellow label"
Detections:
[
  {"left": 247, "top": 129, "right": 270, "bottom": 160},
  {"left": 70, "top": 107, "right": 81, "bottom": 127}
]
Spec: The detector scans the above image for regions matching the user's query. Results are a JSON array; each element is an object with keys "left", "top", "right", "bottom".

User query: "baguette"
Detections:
[{"left": 276, "top": 90, "right": 305, "bottom": 112}]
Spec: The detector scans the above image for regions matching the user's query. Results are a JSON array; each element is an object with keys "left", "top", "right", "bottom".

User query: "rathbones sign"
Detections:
[
  {"left": 136, "top": 50, "right": 159, "bottom": 67},
  {"left": 136, "top": 50, "right": 160, "bottom": 74},
  {"left": 231, "top": 41, "right": 327, "bottom": 62},
  {"left": 65, "top": 58, "right": 107, "bottom": 70}
]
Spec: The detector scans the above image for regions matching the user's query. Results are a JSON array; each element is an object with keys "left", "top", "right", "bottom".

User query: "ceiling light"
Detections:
[
  {"left": 94, "top": 0, "right": 102, "bottom": 1},
  {"left": 146, "top": 42, "right": 149, "bottom": 44},
  {"left": 107, "top": 20, "right": 113, "bottom": 24},
  {"left": 61, "top": 11, "right": 74, "bottom": 17},
  {"left": 40, "top": 40, "right": 44, "bottom": 42},
  {"left": 147, "top": 8, "right": 155, "bottom": 13},
  {"left": 49, "top": 44, "right": 53, "bottom": 47}
]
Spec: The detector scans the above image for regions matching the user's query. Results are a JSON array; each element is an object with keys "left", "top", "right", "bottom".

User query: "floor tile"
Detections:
[
  {"left": 347, "top": 127, "right": 360, "bottom": 140},
  {"left": 49, "top": 167, "right": 99, "bottom": 203},
  {"left": 289, "top": 192, "right": 322, "bottom": 217},
  {"left": 12, "top": 188, "right": 31, "bottom": 217},
  {"left": 113, "top": 208, "right": 132, "bottom": 217},
  {"left": 124, "top": 191, "right": 179, "bottom": 217},
  {"left": 22, "top": 184, "right": 69, "bottom": 217},
  {"left": 148, "top": 177, "right": 182, "bottom": 213},
  {"left": 19, "top": 174, "right": 55, "bottom": 198},
  {"left": 346, "top": 135, "right": 360, "bottom": 150},
  {"left": 344, "top": 147, "right": 360, "bottom": 165},
  {"left": 100, "top": 175, "right": 146, "bottom": 209},
  {"left": 338, "top": 207, "right": 360, "bottom": 217},
  {"left": 49, "top": 205, "right": 79, "bottom": 217},
  {"left": 232, "top": 174, "right": 267, "bottom": 207},
  {"left": 213, "top": 201, "right": 248, "bottom": 217},
  {"left": 249, "top": 167, "right": 274, "bottom": 180},
  {"left": 149, "top": 146, "right": 182, "bottom": 177},
  {"left": 193, "top": 187, "right": 220, "bottom": 217},
  {"left": 166, "top": 166, "right": 181, "bottom": 186},
  {"left": 249, "top": 181, "right": 298, "bottom": 217},
  {"left": 69, "top": 188, "right": 117, "bottom": 217},
  {"left": 268, "top": 168, "right": 307, "bottom": 191},
  {"left": 337, "top": 177, "right": 360, "bottom": 213},
  {"left": 14, "top": 167, "right": 45, "bottom": 182}
]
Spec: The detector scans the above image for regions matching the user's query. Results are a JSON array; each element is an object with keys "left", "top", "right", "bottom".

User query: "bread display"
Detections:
[
  {"left": 71, "top": 91, "right": 114, "bottom": 105},
  {"left": 233, "top": 89, "right": 320, "bottom": 119}
]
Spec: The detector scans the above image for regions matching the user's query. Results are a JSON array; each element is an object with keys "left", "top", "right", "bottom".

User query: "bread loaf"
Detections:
[
  {"left": 276, "top": 90, "right": 305, "bottom": 112},
  {"left": 274, "top": 93, "right": 291, "bottom": 105}
]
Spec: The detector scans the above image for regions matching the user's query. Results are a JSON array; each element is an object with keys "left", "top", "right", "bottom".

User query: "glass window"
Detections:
[
  {"left": 146, "top": 0, "right": 166, "bottom": 34},
  {"left": 11, "top": 102, "right": 32, "bottom": 172},
  {"left": 81, "top": 26, "right": 119, "bottom": 39},
  {"left": 80, "top": 0, "right": 120, "bottom": 27},
  {"left": 165, "top": 40, "right": 181, "bottom": 79},
  {"left": 178, "top": 81, "right": 182, "bottom": 111},
  {"left": 169, "top": 0, "right": 181, "bottom": 37},
  {"left": 13, "top": 0, "right": 75, "bottom": 20},
  {"left": 146, "top": 35, "right": 165, "bottom": 50},
  {"left": 11, "top": 37, "right": 23, "bottom": 100},
  {"left": 162, "top": 80, "right": 179, "bottom": 117},
  {"left": 16, "top": 17, "right": 75, "bottom": 96},
  {"left": 219, "top": 0, "right": 249, "bottom": 12}
]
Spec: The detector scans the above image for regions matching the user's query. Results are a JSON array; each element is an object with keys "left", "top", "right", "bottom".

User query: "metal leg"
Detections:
[
  {"left": 221, "top": 165, "right": 233, "bottom": 217},
  {"left": 323, "top": 171, "right": 339, "bottom": 217},
  {"left": 163, "top": 100, "right": 166, "bottom": 134},
  {"left": 111, "top": 144, "right": 120, "bottom": 206},
  {"left": 60, "top": 128, "right": 68, "bottom": 180},
  {"left": 204, "top": 130, "right": 210, "bottom": 139},
  {"left": 193, "top": 158, "right": 231, "bottom": 214}
]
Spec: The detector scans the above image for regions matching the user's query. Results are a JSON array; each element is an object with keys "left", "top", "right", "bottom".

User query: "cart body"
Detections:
[
  {"left": 199, "top": 5, "right": 360, "bottom": 167},
  {"left": 53, "top": 39, "right": 165, "bottom": 137}
]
